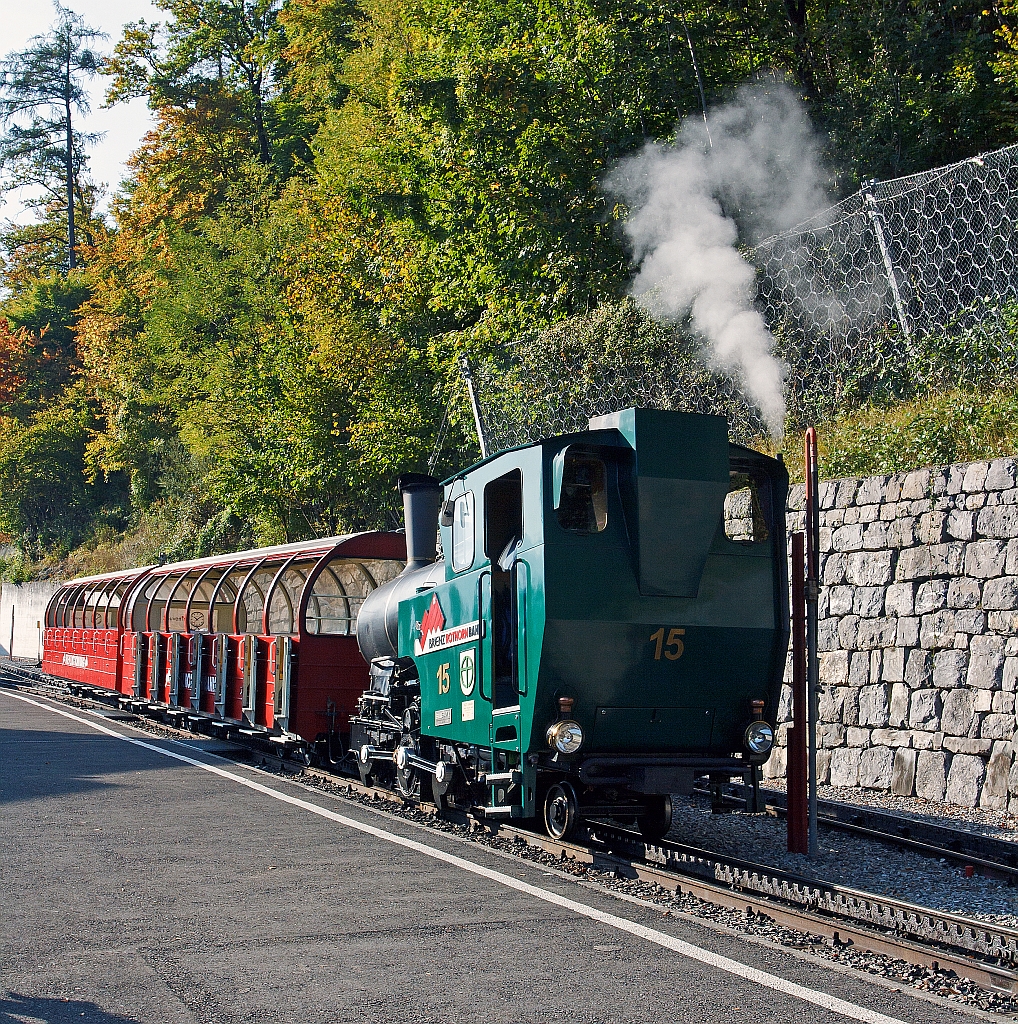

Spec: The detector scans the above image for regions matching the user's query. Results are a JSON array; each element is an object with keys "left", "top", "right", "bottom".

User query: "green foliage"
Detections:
[{"left": 817, "top": 389, "right": 1018, "bottom": 479}]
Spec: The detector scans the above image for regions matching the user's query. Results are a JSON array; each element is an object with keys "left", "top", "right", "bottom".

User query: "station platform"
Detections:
[{"left": 1, "top": 688, "right": 969, "bottom": 1024}]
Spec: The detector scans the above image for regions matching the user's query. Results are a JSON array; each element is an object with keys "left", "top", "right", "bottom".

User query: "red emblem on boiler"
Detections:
[{"left": 418, "top": 593, "right": 445, "bottom": 650}]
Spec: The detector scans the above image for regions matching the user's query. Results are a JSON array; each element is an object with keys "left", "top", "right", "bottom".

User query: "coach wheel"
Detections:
[
  {"left": 543, "top": 781, "right": 579, "bottom": 841},
  {"left": 637, "top": 794, "right": 673, "bottom": 843}
]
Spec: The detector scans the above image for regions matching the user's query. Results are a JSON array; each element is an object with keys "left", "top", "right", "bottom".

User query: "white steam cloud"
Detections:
[{"left": 606, "top": 84, "right": 828, "bottom": 439}]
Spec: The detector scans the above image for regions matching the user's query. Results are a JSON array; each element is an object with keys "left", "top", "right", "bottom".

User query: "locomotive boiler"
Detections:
[{"left": 350, "top": 407, "right": 789, "bottom": 839}]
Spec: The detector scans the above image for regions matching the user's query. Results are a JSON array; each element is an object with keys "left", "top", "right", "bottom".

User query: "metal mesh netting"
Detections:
[{"left": 469, "top": 143, "right": 1018, "bottom": 452}]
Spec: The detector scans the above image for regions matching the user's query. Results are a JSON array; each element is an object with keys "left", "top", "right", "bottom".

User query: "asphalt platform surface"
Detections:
[{"left": 0, "top": 688, "right": 979, "bottom": 1024}]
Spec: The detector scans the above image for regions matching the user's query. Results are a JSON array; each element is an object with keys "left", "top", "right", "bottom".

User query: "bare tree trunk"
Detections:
[{"left": 64, "top": 43, "right": 76, "bottom": 270}]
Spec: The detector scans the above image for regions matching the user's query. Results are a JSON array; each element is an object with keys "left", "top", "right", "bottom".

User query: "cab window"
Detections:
[
  {"left": 557, "top": 453, "right": 607, "bottom": 534},
  {"left": 451, "top": 491, "right": 475, "bottom": 571}
]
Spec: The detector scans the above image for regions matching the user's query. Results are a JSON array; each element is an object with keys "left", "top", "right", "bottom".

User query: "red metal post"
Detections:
[{"left": 788, "top": 531, "right": 808, "bottom": 854}]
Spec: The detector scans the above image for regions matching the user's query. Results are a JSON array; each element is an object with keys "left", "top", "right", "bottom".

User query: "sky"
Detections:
[{"left": 0, "top": 0, "right": 160, "bottom": 224}]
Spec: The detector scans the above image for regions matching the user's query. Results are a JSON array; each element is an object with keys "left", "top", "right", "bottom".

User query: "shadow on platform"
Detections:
[{"left": 0, "top": 992, "right": 143, "bottom": 1024}]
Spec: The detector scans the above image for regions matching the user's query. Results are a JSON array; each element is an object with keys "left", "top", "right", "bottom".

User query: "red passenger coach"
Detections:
[{"left": 42, "top": 533, "right": 406, "bottom": 753}]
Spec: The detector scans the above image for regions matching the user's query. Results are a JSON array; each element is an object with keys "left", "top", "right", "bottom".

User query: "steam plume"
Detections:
[{"left": 606, "top": 84, "right": 827, "bottom": 438}]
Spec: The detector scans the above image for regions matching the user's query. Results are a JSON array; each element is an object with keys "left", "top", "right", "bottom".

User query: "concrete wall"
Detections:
[
  {"left": 0, "top": 582, "right": 58, "bottom": 662},
  {"left": 767, "top": 457, "right": 1018, "bottom": 812}
]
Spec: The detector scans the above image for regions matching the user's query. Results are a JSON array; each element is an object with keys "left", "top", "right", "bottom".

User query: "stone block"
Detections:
[
  {"left": 1010, "top": 759, "right": 1018, "bottom": 795},
  {"left": 787, "top": 484, "right": 806, "bottom": 511},
  {"left": 965, "top": 540, "right": 1007, "bottom": 578},
  {"left": 891, "top": 748, "right": 917, "bottom": 797},
  {"left": 946, "top": 753, "right": 988, "bottom": 807},
  {"left": 819, "top": 651, "right": 849, "bottom": 686},
  {"left": 947, "top": 578, "right": 981, "bottom": 608},
  {"left": 912, "top": 732, "right": 936, "bottom": 750},
  {"left": 862, "top": 522, "right": 888, "bottom": 549},
  {"left": 763, "top": 745, "right": 786, "bottom": 779},
  {"left": 846, "top": 550, "right": 893, "bottom": 586},
  {"left": 909, "top": 689, "right": 940, "bottom": 729},
  {"left": 992, "top": 691, "right": 1015, "bottom": 713},
  {"left": 982, "top": 576, "right": 1018, "bottom": 610},
  {"left": 833, "top": 524, "right": 864, "bottom": 552},
  {"left": 981, "top": 713, "right": 1014, "bottom": 740},
  {"left": 818, "top": 618, "right": 839, "bottom": 652},
  {"left": 916, "top": 512, "right": 947, "bottom": 545},
  {"left": 915, "top": 580, "right": 948, "bottom": 613},
  {"left": 857, "top": 617, "right": 897, "bottom": 649},
  {"left": 887, "top": 518, "right": 916, "bottom": 547},
  {"left": 943, "top": 736, "right": 993, "bottom": 756},
  {"left": 941, "top": 689, "right": 974, "bottom": 736},
  {"left": 901, "top": 469, "right": 930, "bottom": 500},
  {"left": 1004, "top": 488, "right": 1018, "bottom": 505},
  {"left": 859, "top": 746, "right": 894, "bottom": 789},
  {"left": 856, "top": 475, "right": 886, "bottom": 505},
  {"left": 987, "top": 611, "right": 1018, "bottom": 633},
  {"left": 777, "top": 684, "right": 792, "bottom": 723},
  {"left": 819, "top": 480, "right": 837, "bottom": 510},
  {"left": 846, "top": 726, "right": 871, "bottom": 747},
  {"left": 1006, "top": 540, "right": 1018, "bottom": 576},
  {"left": 981, "top": 743, "right": 1013, "bottom": 810},
  {"left": 889, "top": 683, "right": 910, "bottom": 726},
  {"left": 916, "top": 750, "right": 948, "bottom": 801},
  {"left": 836, "top": 479, "right": 858, "bottom": 508},
  {"left": 932, "top": 649, "right": 968, "bottom": 689},
  {"left": 946, "top": 510, "right": 974, "bottom": 541},
  {"left": 848, "top": 651, "right": 870, "bottom": 687},
  {"left": 819, "top": 685, "right": 846, "bottom": 723},
  {"left": 885, "top": 475, "right": 904, "bottom": 502},
  {"left": 962, "top": 462, "right": 989, "bottom": 492},
  {"left": 853, "top": 587, "right": 885, "bottom": 617},
  {"left": 859, "top": 505, "right": 879, "bottom": 524},
  {"left": 823, "top": 553, "right": 846, "bottom": 585},
  {"left": 870, "top": 728, "right": 912, "bottom": 746},
  {"left": 842, "top": 688, "right": 860, "bottom": 726},
  {"left": 829, "top": 747, "right": 861, "bottom": 787},
  {"left": 986, "top": 458, "right": 1017, "bottom": 490},
  {"left": 828, "top": 586, "right": 853, "bottom": 616},
  {"left": 920, "top": 610, "right": 955, "bottom": 649},
  {"left": 897, "top": 617, "right": 920, "bottom": 647},
  {"left": 844, "top": 507, "right": 860, "bottom": 525},
  {"left": 952, "top": 609, "right": 986, "bottom": 634},
  {"left": 882, "top": 648, "right": 905, "bottom": 683},
  {"left": 838, "top": 616, "right": 860, "bottom": 650},
  {"left": 905, "top": 649, "right": 931, "bottom": 687},
  {"left": 884, "top": 583, "right": 914, "bottom": 618},
  {"left": 967, "top": 493, "right": 987, "bottom": 510},
  {"left": 817, "top": 749, "right": 832, "bottom": 785},
  {"left": 977, "top": 505, "right": 1018, "bottom": 539},
  {"left": 967, "top": 635, "right": 1006, "bottom": 689},
  {"left": 819, "top": 723, "right": 846, "bottom": 747},
  {"left": 1004, "top": 657, "right": 1018, "bottom": 693},
  {"left": 973, "top": 689, "right": 992, "bottom": 713},
  {"left": 858, "top": 684, "right": 890, "bottom": 727}
]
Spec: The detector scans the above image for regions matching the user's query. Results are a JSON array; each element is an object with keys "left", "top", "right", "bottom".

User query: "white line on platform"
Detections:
[{"left": 6, "top": 688, "right": 908, "bottom": 1024}]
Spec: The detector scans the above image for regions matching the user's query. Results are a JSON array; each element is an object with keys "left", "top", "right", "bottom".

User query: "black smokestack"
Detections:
[{"left": 398, "top": 474, "right": 442, "bottom": 571}]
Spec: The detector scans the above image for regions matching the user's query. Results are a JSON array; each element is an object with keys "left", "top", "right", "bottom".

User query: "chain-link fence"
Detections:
[{"left": 470, "top": 143, "right": 1018, "bottom": 453}]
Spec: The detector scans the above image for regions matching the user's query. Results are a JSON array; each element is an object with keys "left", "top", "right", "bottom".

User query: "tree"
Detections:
[{"left": 0, "top": 5, "right": 106, "bottom": 270}]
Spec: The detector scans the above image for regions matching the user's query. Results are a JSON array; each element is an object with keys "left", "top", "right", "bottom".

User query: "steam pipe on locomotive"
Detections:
[{"left": 350, "top": 409, "right": 788, "bottom": 840}]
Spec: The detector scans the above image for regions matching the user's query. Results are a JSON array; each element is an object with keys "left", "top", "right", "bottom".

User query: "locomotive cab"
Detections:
[{"left": 353, "top": 408, "right": 789, "bottom": 840}]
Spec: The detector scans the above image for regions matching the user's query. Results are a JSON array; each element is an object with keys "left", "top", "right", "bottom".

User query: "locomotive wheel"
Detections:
[
  {"left": 394, "top": 733, "right": 421, "bottom": 801},
  {"left": 542, "top": 781, "right": 579, "bottom": 840},
  {"left": 637, "top": 794, "right": 673, "bottom": 842}
]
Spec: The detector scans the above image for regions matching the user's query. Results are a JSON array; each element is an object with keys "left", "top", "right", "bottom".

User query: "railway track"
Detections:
[{"left": 4, "top": 661, "right": 1018, "bottom": 997}]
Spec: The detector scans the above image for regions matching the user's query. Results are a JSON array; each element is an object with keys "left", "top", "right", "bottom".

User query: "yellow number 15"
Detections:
[
  {"left": 649, "top": 627, "right": 685, "bottom": 660},
  {"left": 437, "top": 662, "right": 451, "bottom": 693}
]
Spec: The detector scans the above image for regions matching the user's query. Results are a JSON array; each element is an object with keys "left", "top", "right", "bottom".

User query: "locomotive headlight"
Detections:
[
  {"left": 744, "top": 720, "right": 775, "bottom": 758},
  {"left": 547, "top": 720, "right": 584, "bottom": 755}
]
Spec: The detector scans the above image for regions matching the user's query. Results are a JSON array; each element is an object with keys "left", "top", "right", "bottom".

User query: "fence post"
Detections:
[
  {"left": 787, "top": 531, "right": 808, "bottom": 855},
  {"left": 458, "top": 355, "right": 490, "bottom": 458},
  {"left": 804, "top": 427, "right": 821, "bottom": 857},
  {"left": 863, "top": 183, "right": 912, "bottom": 341}
]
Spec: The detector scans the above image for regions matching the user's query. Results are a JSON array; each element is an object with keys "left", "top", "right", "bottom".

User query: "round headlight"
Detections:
[
  {"left": 744, "top": 720, "right": 774, "bottom": 757},
  {"left": 547, "top": 720, "right": 584, "bottom": 755}
]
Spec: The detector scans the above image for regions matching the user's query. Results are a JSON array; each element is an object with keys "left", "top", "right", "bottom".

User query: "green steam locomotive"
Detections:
[{"left": 351, "top": 407, "right": 789, "bottom": 839}]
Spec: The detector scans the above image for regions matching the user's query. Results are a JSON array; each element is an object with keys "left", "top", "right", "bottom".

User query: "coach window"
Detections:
[
  {"left": 556, "top": 451, "right": 607, "bottom": 535},
  {"left": 451, "top": 491, "right": 475, "bottom": 572}
]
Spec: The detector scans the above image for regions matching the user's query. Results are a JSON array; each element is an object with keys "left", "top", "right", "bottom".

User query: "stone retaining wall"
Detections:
[{"left": 766, "top": 457, "right": 1018, "bottom": 813}]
